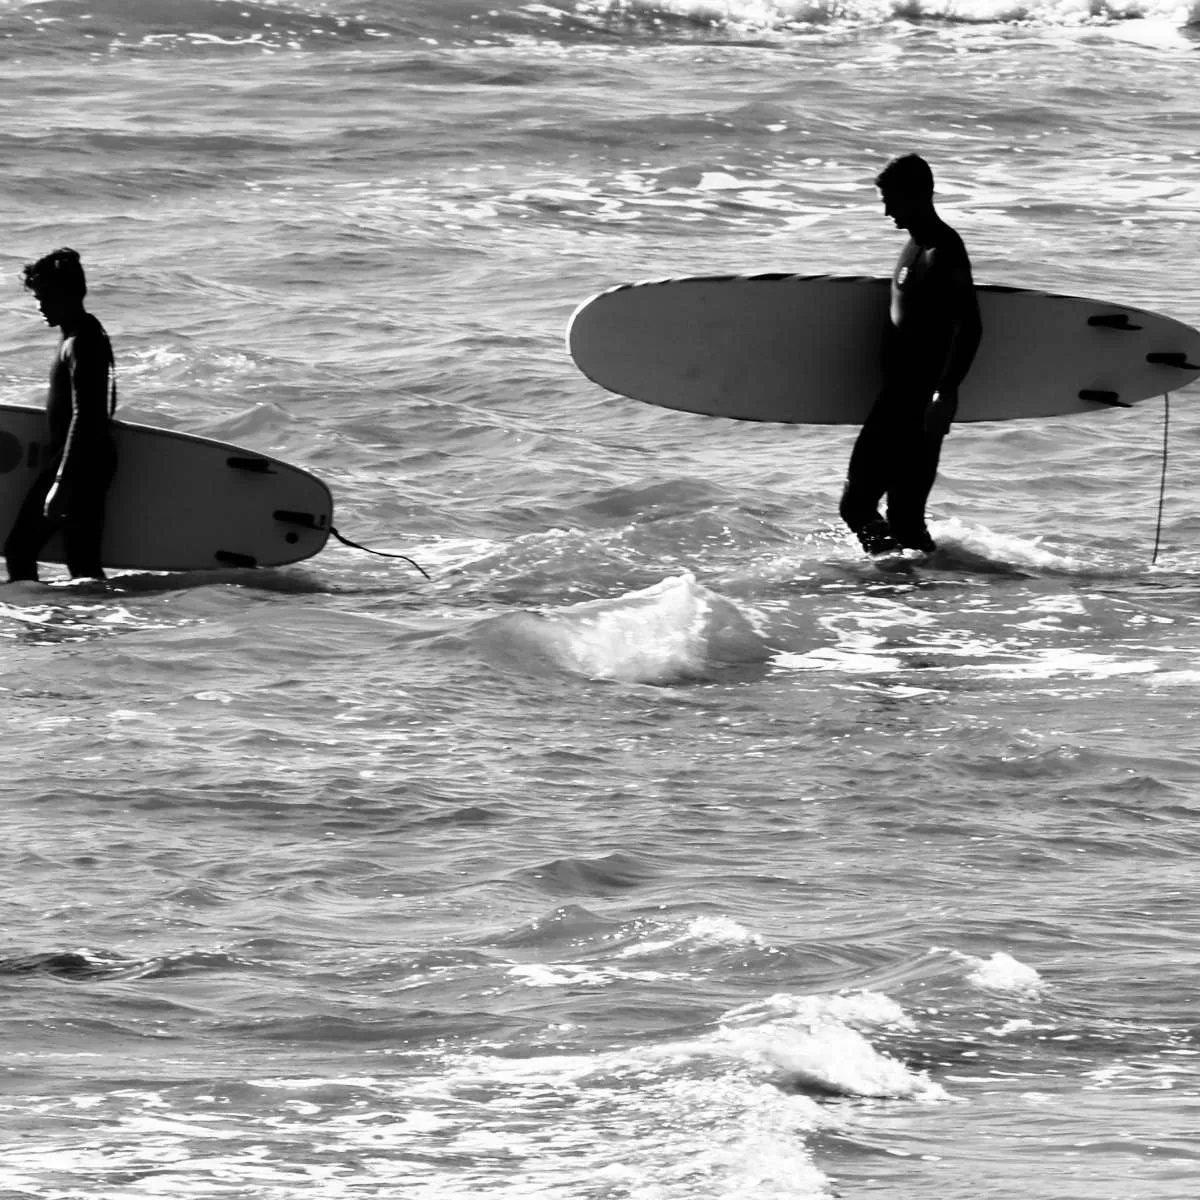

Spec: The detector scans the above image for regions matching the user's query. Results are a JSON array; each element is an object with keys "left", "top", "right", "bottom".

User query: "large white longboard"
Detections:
[
  {"left": 0, "top": 404, "right": 331, "bottom": 572},
  {"left": 567, "top": 274, "right": 1200, "bottom": 423}
]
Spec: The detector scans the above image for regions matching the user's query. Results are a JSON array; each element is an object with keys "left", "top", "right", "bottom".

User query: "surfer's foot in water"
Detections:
[
  {"left": 897, "top": 531, "right": 936, "bottom": 555},
  {"left": 856, "top": 519, "right": 902, "bottom": 557},
  {"left": 886, "top": 519, "right": 936, "bottom": 555}
]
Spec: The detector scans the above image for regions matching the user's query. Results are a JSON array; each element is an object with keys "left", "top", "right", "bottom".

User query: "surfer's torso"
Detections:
[
  {"left": 46, "top": 312, "right": 115, "bottom": 470},
  {"left": 880, "top": 222, "right": 973, "bottom": 400}
]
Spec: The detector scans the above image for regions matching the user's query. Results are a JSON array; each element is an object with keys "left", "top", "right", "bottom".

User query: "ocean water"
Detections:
[{"left": 2, "top": 1, "right": 1200, "bottom": 1196}]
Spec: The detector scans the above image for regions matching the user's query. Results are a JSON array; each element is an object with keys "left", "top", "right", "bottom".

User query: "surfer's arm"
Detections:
[
  {"left": 45, "top": 334, "right": 110, "bottom": 520},
  {"left": 925, "top": 252, "right": 981, "bottom": 438}
]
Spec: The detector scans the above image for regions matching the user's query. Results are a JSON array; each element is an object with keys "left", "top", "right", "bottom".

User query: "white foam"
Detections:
[
  {"left": 507, "top": 962, "right": 675, "bottom": 987},
  {"left": 508, "top": 962, "right": 611, "bottom": 987},
  {"left": 575, "top": 0, "right": 1199, "bottom": 30},
  {"left": 621, "top": 914, "right": 765, "bottom": 957},
  {"left": 986, "top": 1018, "right": 1037, "bottom": 1036},
  {"left": 752, "top": 1022, "right": 944, "bottom": 1099},
  {"left": 713, "top": 991, "right": 941, "bottom": 1100},
  {"left": 724, "top": 990, "right": 915, "bottom": 1032},
  {"left": 961, "top": 951, "right": 1045, "bottom": 995},
  {"left": 426, "top": 1047, "right": 836, "bottom": 1198},
  {"left": 930, "top": 517, "right": 1084, "bottom": 573},
  {"left": 774, "top": 646, "right": 905, "bottom": 673},
  {"left": 982, "top": 649, "right": 1158, "bottom": 679},
  {"left": 518, "top": 572, "right": 771, "bottom": 684}
]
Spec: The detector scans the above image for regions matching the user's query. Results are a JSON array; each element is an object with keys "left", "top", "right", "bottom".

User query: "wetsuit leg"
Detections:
[
  {"left": 839, "top": 420, "right": 891, "bottom": 539},
  {"left": 841, "top": 394, "right": 916, "bottom": 554},
  {"left": 62, "top": 445, "right": 117, "bottom": 580},
  {"left": 4, "top": 468, "right": 57, "bottom": 582},
  {"left": 885, "top": 430, "right": 943, "bottom": 552}
]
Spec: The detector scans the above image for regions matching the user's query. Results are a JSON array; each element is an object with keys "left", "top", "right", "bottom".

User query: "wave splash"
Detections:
[
  {"left": 481, "top": 572, "right": 773, "bottom": 684},
  {"left": 563, "top": 0, "right": 1200, "bottom": 31},
  {"left": 7, "top": 0, "right": 1196, "bottom": 58},
  {"left": 713, "top": 990, "right": 945, "bottom": 1099}
]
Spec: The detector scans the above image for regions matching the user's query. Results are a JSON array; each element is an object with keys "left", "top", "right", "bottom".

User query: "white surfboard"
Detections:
[
  {"left": 567, "top": 274, "right": 1200, "bottom": 423},
  {"left": 0, "top": 404, "right": 332, "bottom": 572}
]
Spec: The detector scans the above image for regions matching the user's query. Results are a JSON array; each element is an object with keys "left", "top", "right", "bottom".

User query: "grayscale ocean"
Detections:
[{"left": 2, "top": 1, "right": 1200, "bottom": 1197}]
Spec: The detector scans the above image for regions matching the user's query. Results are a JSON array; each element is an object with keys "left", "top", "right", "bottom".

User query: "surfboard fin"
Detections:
[
  {"left": 1147, "top": 351, "right": 1200, "bottom": 371},
  {"left": 273, "top": 509, "right": 326, "bottom": 529},
  {"left": 215, "top": 550, "right": 258, "bottom": 568},
  {"left": 1078, "top": 390, "right": 1128, "bottom": 407},
  {"left": 227, "top": 455, "right": 276, "bottom": 474},
  {"left": 1088, "top": 313, "right": 1143, "bottom": 331}
]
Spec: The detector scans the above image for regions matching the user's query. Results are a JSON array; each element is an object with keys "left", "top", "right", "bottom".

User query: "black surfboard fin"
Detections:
[
  {"left": 215, "top": 550, "right": 258, "bottom": 567},
  {"left": 1088, "top": 313, "right": 1142, "bottom": 331},
  {"left": 227, "top": 456, "right": 275, "bottom": 474},
  {"left": 273, "top": 509, "right": 326, "bottom": 529},
  {"left": 1147, "top": 352, "right": 1199, "bottom": 370},
  {"left": 1079, "top": 390, "right": 1129, "bottom": 407}
]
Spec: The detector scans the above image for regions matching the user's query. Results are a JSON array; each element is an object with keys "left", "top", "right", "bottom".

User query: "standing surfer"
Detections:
[
  {"left": 5, "top": 248, "right": 118, "bottom": 582},
  {"left": 839, "top": 153, "right": 982, "bottom": 558}
]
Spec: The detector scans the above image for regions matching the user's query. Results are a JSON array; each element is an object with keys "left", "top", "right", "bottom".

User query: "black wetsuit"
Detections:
[
  {"left": 840, "top": 226, "right": 975, "bottom": 554},
  {"left": 5, "top": 314, "right": 117, "bottom": 581}
]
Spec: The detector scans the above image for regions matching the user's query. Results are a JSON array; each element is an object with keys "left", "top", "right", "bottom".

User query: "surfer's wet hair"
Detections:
[
  {"left": 875, "top": 153, "right": 934, "bottom": 195},
  {"left": 22, "top": 247, "right": 87, "bottom": 298}
]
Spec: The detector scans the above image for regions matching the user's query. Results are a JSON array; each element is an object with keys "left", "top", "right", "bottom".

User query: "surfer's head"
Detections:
[
  {"left": 22, "top": 247, "right": 87, "bottom": 327},
  {"left": 875, "top": 153, "right": 935, "bottom": 231}
]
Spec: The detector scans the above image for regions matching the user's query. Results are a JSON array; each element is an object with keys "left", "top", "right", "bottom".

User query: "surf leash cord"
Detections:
[
  {"left": 1152, "top": 392, "right": 1170, "bottom": 566},
  {"left": 272, "top": 508, "right": 430, "bottom": 579},
  {"left": 330, "top": 527, "right": 431, "bottom": 579}
]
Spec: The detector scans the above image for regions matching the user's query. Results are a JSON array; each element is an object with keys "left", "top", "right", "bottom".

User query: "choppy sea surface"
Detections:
[{"left": 3, "top": 1, "right": 1200, "bottom": 1197}]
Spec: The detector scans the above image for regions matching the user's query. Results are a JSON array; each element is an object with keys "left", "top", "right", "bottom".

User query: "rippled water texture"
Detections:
[{"left": 2, "top": 1, "right": 1200, "bottom": 1197}]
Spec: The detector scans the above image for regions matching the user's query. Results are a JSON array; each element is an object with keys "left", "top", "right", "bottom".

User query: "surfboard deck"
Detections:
[
  {"left": 0, "top": 405, "right": 332, "bottom": 572},
  {"left": 567, "top": 274, "right": 1200, "bottom": 423}
]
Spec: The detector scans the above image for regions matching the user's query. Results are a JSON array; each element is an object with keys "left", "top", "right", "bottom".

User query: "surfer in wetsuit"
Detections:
[
  {"left": 839, "top": 153, "right": 981, "bottom": 557},
  {"left": 4, "top": 248, "right": 118, "bottom": 582}
]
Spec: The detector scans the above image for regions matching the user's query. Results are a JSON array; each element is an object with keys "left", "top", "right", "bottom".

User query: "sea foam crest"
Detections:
[
  {"left": 427, "top": 1043, "right": 836, "bottom": 1199},
  {"left": 930, "top": 516, "right": 1094, "bottom": 574},
  {"left": 713, "top": 991, "right": 943, "bottom": 1099},
  {"left": 507, "top": 572, "right": 771, "bottom": 684},
  {"left": 723, "top": 990, "right": 916, "bottom": 1032},
  {"left": 507, "top": 961, "right": 675, "bottom": 986},
  {"left": 568, "top": 0, "right": 1200, "bottom": 29},
  {"left": 925, "top": 945, "right": 1045, "bottom": 994},
  {"left": 962, "top": 950, "right": 1045, "bottom": 994},
  {"left": 619, "top": 913, "right": 766, "bottom": 957}
]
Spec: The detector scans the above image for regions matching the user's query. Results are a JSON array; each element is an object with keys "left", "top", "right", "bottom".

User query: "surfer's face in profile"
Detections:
[
  {"left": 879, "top": 184, "right": 924, "bottom": 231},
  {"left": 22, "top": 247, "right": 89, "bottom": 330},
  {"left": 32, "top": 283, "right": 68, "bottom": 328}
]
